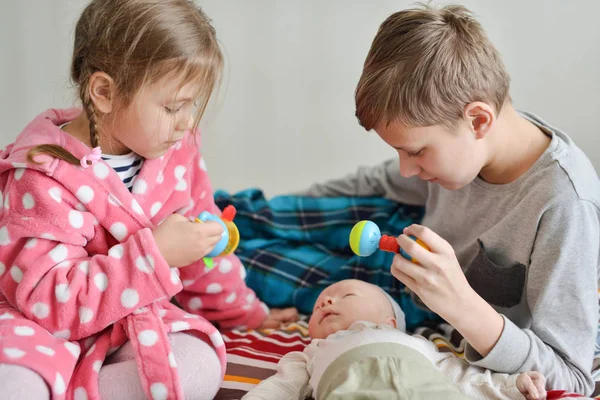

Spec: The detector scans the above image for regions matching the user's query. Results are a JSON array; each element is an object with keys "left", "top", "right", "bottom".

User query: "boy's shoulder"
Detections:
[{"left": 520, "top": 112, "right": 600, "bottom": 211}]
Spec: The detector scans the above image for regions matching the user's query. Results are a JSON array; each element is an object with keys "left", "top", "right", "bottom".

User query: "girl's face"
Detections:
[{"left": 109, "top": 77, "right": 200, "bottom": 159}]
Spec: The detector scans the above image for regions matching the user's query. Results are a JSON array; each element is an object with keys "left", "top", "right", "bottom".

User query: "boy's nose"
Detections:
[{"left": 399, "top": 157, "right": 420, "bottom": 178}]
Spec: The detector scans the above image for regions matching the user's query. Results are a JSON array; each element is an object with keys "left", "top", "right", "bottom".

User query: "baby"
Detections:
[{"left": 243, "top": 279, "right": 547, "bottom": 400}]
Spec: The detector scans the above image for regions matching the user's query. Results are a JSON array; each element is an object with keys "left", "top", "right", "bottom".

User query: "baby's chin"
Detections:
[{"left": 310, "top": 320, "right": 350, "bottom": 339}]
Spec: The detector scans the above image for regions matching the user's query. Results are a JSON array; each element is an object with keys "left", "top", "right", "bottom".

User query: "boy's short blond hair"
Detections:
[{"left": 355, "top": 4, "right": 510, "bottom": 130}]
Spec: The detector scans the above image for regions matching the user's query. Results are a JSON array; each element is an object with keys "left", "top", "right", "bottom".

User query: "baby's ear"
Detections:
[{"left": 386, "top": 317, "right": 397, "bottom": 329}]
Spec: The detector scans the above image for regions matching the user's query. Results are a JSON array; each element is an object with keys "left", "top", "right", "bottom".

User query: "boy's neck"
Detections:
[{"left": 479, "top": 105, "right": 551, "bottom": 185}]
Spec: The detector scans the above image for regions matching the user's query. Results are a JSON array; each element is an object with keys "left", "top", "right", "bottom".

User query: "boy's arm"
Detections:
[
  {"left": 301, "top": 158, "right": 428, "bottom": 206},
  {"left": 434, "top": 351, "right": 526, "bottom": 399},
  {"left": 242, "top": 350, "right": 312, "bottom": 400},
  {"left": 464, "top": 201, "right": 598, "bottom": 395}
]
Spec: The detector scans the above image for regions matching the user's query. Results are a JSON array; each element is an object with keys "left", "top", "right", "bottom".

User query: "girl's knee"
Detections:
[
  {"left": 169, "top": 333, "right": 223, "bottom": 399},
  {"left": 0, "top": 364, "right": 50, "bottom": 400}
]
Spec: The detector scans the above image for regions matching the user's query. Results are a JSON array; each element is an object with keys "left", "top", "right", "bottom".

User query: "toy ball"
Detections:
[
  {"left": 349, "top": 220, "right": 429, "bottom": 263},
  {"left": 196, "top": 205, "right": 240, "bottom": 258},
  {"left": 349, "top": 220, "right": 382, "bottom": 257}
]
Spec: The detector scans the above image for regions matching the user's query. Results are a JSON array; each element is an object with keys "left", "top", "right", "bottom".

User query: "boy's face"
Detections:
[
  {"left": 374, "top": 119, "right": 487, "bottom": 190},
  {"left": 308, "top": 279, "right": 396, "bottom": 339}
]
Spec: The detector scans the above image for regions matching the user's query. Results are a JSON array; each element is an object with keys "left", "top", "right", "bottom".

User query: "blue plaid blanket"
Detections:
[{"left": 215, "top": 188, "right": 437, "bottom": 330}]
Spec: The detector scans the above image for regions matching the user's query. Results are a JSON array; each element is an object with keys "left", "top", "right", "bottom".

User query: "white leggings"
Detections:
[{"left": 0, "top": 333, "right": 222, "bottom": 400}]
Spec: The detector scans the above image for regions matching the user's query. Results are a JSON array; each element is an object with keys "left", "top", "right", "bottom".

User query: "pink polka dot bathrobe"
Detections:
[{"left": 0, "top": 109, "right": 268, "bottom": 399}]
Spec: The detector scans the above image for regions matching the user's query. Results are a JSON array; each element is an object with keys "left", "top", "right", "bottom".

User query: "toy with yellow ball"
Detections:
[{"left": 349, "top": 220, "right": 429, "bottom": 263}]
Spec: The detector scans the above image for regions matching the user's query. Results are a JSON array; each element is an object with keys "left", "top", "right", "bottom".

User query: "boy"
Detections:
[
  {"left": 305, "top": 5, "right": 600, "bottom": 395},
  {"left": 243, "top": 279, "right": 547, "bottom": 400}
]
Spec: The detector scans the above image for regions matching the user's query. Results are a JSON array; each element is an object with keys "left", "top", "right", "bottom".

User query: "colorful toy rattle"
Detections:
[
  {"left": 349, "top": 220, "right": 429, "bottom": 263},
  {"left": 196, "top": 205, "right": 240, "bottom": 268}
]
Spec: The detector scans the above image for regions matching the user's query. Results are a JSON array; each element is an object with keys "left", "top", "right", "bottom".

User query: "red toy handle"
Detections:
[
  {"left": 379, "top": 235, "right": 399, "bottom": 253},
  {"left": 221, "top": 205, "right": 236, "bottom": 221}
]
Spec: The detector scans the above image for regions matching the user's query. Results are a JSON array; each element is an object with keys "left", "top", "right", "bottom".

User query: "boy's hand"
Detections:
[
  {"left": 517, "top": 371, "right": 547, "bottom": 400},
  {"left": 258, "top": 307, "right": 299, "bottom": 329},
  {"left": 393, "top": 224, "right": 505, "bottom": 357},
  {"left": 390, "top": 224, "right": 474, "bottom": 319}
]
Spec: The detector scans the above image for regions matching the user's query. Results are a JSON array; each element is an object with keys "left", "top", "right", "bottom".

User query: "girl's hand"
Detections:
[
  {"left": 390, "top": 224, "right": 474, "bottom": 319},
  {"left": 258, "top": 308, "right": 299, "bottom": 329},
  {"left": 153, "top": 214, "right": 224, "bottom": 268}
]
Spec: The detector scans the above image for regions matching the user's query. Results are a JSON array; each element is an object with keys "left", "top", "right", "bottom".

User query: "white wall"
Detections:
[{"left": 1, "top": 1, "right": 598, "bottom": 197}]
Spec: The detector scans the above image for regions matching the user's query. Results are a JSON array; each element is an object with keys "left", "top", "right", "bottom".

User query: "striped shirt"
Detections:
[{"left": 101, "top": 152, "right": 143, "bottom": 191}]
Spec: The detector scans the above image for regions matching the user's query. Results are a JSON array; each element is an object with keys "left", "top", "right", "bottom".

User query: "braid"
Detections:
[
  {"left": 80, "top": 78, "right": 101, "bottom": 149},
  {"left": 26, "top": 73, "right": 99, "bottom": 166}
]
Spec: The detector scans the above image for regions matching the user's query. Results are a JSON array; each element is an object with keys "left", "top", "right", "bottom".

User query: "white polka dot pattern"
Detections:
[{"left": 0, "top": 134, "right": 233, "bottom": 399}]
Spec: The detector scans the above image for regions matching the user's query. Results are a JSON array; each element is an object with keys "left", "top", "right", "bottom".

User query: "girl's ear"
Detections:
[{"left": 88, "top": 72, "right": 115, "bottom": 114}]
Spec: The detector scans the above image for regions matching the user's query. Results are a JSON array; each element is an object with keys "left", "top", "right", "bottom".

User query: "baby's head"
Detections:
[{"left": 308, "top": 279, "right": 406, "bottom": 339}]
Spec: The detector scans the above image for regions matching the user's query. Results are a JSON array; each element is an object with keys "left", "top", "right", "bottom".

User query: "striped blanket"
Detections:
[
  {"left": 216, "top": 319, "right": 591, "bottom": 399},
  {"left": 213, "top": 189, "right": 598, "bottom": 399}
]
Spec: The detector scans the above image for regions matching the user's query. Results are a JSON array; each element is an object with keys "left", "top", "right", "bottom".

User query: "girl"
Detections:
[{"left": 0, "top": 1, "right": 296, "bottom": 399}]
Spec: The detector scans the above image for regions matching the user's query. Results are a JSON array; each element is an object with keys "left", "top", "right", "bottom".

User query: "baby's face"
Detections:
[{"left": 308, "top": 279, "right": 396, "bottom": 339}]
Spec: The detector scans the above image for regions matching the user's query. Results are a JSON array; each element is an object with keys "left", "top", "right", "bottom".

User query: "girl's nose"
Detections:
[{"left": 175, "top": 114, "right": 194, "bottom": 132}]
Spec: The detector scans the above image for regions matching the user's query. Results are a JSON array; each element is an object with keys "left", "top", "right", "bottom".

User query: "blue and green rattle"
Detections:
[
  {"left": 349, "top": 220, "right": 429, "bottom": 263},
  {"left": 196, "top": 205, "right": 240, "bottom": 269}
]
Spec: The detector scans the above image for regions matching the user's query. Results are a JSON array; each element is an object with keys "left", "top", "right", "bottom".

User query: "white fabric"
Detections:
[
  {"left": 243, "top": 321, "right": 524, "bottom": 400},
  {"left": 382, "top": 291, "right": 406, "bottom": 331}
]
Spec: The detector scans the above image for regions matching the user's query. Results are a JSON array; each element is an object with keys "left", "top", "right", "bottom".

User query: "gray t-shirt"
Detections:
[{"left": 304, "top": 112, "right": 600, "bottom": 395}]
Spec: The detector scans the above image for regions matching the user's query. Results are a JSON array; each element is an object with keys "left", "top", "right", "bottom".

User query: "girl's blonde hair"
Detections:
[
  {"left": 355, "top": 4, "right": 510, "bottom": 130},
  {"left": 28, "top": 0, "right": 223, "bottom": 165}
]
